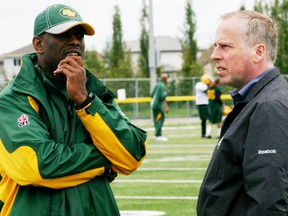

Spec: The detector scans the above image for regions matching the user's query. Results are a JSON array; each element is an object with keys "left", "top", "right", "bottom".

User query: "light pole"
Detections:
[{"left": 148, "top": 0, "right": 157, "bottom": 94}]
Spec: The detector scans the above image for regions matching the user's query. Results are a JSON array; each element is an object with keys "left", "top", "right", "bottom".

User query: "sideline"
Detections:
[
  {"left": 115, "top": 179, "right": 202, "bottom": 183},
  {"left": 117, "top": 196, "right": 198, "bottom": 200},
  {"left": 116, "top": 95, "right": 232, "bottom": 104},
  {"left": 120, "top": 210, "right": 165, "bottom": 216},
  {"left": 138, "top": 167, "right": 206, "bottom": 171}
]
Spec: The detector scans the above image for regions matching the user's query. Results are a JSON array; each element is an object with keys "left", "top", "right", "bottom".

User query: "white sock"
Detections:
[
  {"left": 206, "top": 125, "right": 212, "bottom": 136},
  {"left": 217, "top": 128, "right": 221, "bottom": 137}
]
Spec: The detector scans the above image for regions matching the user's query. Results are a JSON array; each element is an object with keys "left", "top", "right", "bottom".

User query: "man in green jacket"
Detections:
[
  {"left": 151, "top": 73, "right": 169, "bottom": 141},
  {"left": 0, "top": 4, "right": 147, "bottom": 216}
]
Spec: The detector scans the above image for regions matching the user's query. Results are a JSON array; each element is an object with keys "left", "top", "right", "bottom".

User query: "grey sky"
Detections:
[{"left": 0, "top": 0, "right": 254, "bottom": 55}]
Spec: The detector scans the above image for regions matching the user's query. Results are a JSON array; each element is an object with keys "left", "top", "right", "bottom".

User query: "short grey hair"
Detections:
[{"left": 222, "top": 10, "right": 278, "bottom": 63}]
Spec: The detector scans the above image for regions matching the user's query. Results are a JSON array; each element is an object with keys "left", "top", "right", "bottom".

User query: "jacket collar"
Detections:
[
  {"left": 11, "top": 53, "right": 115, "bottom": 104},
  {"left": 244, "top": 68, "right": 280, "bottom": 103},
  {"left": 12, "top": 53, "right": 48, "bottom": 103}
]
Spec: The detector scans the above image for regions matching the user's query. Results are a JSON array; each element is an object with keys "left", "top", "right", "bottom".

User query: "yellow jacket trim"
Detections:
[{"left": 78, "top": 110, "right": 146, "bottom": 175}]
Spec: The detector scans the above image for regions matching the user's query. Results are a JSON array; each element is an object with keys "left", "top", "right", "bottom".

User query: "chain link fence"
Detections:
[
  {"left": 101, "top": 77, "right": 234, "bottom": 119},
  {"left": 0, "top": 76, "right": 238, "bottom": 119}
]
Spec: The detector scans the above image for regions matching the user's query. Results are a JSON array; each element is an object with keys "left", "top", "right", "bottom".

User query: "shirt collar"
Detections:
[{"left": 230, "top": 67, "right": 274, "bottom": 104}]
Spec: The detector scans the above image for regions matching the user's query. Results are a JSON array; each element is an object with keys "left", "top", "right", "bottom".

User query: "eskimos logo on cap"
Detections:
[{"left": 59, "top": 8, "right": 78, "bottom": 18}]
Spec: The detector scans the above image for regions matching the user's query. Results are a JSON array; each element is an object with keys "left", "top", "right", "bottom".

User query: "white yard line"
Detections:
[
  {"left": 115, "top": 179, "right": 202, "bottom": 183},
  {"left": 146, "top": 152, "right": 212, "bottom": 155},
  {"left": 143, "top": 126, "right": 198, "bottom": 132},
  {"left": 116, "top": 196, "right": 198, "bottom": 200},
  {"left": 147, "top": 144, "right": 215, "bottom": 148},
  {"left": 120, "top": 210, "right": 166, "bottom": 216},
  {"left": 138, "top": 167, "right": 206, "bottom": 171},
  {"left": 144, "top": 156, "right": 211, "bottom": 162}
]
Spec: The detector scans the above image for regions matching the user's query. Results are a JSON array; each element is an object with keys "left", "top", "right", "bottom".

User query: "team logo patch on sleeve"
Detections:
[{"left": 18, "top": 114, "right": 30, "bottom": 127}]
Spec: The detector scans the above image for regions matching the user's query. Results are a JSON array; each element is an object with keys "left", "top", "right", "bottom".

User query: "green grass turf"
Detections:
[{"left": 111, "top": 117, "right": 217, "bottom": 215}]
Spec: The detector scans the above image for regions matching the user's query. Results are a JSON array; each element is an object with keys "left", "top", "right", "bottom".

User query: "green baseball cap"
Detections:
[{"left": 34, "top": 4, "right": 95, "bottom": 36}]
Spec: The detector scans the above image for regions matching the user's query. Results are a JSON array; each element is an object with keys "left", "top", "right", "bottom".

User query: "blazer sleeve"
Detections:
[{"left": 243, "top": 100, "right": 288, "bottom": 214}]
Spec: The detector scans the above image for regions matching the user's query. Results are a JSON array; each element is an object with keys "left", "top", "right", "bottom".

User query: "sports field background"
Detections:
[{"left": 111, "top": 117, "right": 218, "bottom": 216}]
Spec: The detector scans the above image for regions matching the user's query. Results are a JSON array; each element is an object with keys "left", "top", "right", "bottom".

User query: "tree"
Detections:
[
  {"left": 254, "top": 0, "right": 288, "bottom": 74},
  {"left": 179, "top": 1, "right": 202, "bottom": 95},
  {"left": 103, "top": 5, "right": 134, "bottom": 97},
  {"left": 110, "top": 6, "right": 124, "bottom": 69},
  {"left": 105, "top": 5, "right": 133, "bottom": 79},
  {"left": 138, "top": 0, "right": 150, "bottom": 78},
  {"left": 84, "top": 50, "right": 105, "bottom": 78},
  {"left": 271, "top": 0, "right": 288, "bottom": 74}
]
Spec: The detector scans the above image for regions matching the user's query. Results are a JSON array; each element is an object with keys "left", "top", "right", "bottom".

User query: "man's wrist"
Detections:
[{"left": 75, "top": 92, "right": 95, "bottom": 110}]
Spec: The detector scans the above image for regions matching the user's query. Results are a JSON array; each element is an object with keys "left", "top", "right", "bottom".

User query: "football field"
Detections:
[{"left": 111, "top": 117, "right": 217, "bottom": 216}]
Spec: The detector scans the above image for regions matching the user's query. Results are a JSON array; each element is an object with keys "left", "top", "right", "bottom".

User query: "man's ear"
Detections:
[
  {"left": 254, "top": 43, "right": 266, "bottom": 63},
  {"left": 32, "top": 36, "right": 44, "bottom": 54}
]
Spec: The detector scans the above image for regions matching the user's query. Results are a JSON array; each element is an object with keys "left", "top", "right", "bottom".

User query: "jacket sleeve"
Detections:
[
  {"left": 243, "top": 100, "right": 288, "bottom": 215},
  {"left": 0, "top": 92, "right": 111, "bottom": 189},
  {"left": 160, "top": 84, "right": 167, "bottom": 101},
  {"left": 77, "top": 95, "right": 147, "bottom": 175}
]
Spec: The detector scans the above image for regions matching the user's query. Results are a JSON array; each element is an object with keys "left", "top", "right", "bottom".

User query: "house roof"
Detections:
[
  {"left": 1, "top": 44, "right": 104, "bottom": 60},
  {"left": 1, "top": 36, "right": 212, "bottom": 68},
  {"left": 3, "top": 44, "right": 35, "bottom": 58},
  {"left": 126, "top": 36, "right": 182, "bottom": 53}
]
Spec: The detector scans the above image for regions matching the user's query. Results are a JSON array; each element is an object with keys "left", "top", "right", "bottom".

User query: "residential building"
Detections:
[
  {"left": 1, "top": 44, "right": 35, "bottom": 80},
  {"left": 0, "top": 36, "right": 213, "bottom": 82}
]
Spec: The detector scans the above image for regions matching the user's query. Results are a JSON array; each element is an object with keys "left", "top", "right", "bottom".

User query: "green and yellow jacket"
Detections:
[{"left": 0, "top": 53, "right": 147, "bottom": 216}]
